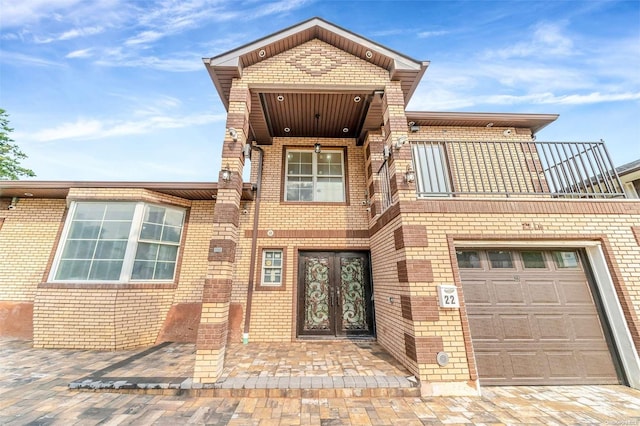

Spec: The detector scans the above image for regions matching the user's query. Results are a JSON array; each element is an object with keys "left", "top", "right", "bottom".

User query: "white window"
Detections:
[
  {"left": 261, "top": 249, "right": 283, "bottom": 286},
  {"left": 412, "top": 142, "right": 451, "bottom": 196},
  {"left": 51, "top": 202, "right": 185, "bottom": 282},
  {"left": 285, "top": 149, "right": 345, "bottom": 202}
]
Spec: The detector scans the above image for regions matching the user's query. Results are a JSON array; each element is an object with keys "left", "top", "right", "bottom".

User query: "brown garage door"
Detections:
[{"left": 458, "top": 249, "right": 620, "bottom": 386}]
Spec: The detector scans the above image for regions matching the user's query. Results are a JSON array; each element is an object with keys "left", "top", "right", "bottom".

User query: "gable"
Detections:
[{"left": 243, "top": 39, "right": 390, "bottom": 88}]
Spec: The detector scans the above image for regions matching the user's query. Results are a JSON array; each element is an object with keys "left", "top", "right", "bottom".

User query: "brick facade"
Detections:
[{"left": 1, "top": 18, "right": 639, "bottom": 396}]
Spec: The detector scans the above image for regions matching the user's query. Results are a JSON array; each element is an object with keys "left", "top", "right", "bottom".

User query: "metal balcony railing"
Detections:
[{"left": 410, "top": 140, "right": 626, "bottom": 199}]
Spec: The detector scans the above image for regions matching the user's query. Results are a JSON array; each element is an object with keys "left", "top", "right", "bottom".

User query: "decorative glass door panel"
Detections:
[
  {"left": 302, "top": 256, "right": 331, "bottom": 332},
  {"left": 298, "top": 251, "right": 373, "bottom": 337},
  {"left": 340, "top": 257, "right": 369, "bottom": 332}
]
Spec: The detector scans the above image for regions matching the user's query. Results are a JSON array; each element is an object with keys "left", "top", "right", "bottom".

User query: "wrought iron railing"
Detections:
[{"left": 411, "top": 140, "right": 625, "bottom": 199}]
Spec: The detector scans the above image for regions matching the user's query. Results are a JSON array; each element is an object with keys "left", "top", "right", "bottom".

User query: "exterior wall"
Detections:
[
  {"left": 234, "top": 136, "right": 370, "bottom": 342},
  {"left": 0, "top": 189, "right": 216, "bottom": 349},
  {"left": 0, "top": 198, "right": 67, "bottom": 338},
  {"left": 366, "top": 122, "right": 640, "bottom": 393}
]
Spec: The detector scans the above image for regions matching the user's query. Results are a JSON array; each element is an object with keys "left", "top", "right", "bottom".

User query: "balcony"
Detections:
[{"left": 408, "top": 140, "right": 625, "bottom": 199}]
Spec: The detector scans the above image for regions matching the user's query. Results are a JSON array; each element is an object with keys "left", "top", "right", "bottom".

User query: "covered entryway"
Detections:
[
  {"left": 297, "top": 251, "right": 374, "bottom": 337},
  {"left": 458, "top": 248, "right": 621, "bottom": 385}
]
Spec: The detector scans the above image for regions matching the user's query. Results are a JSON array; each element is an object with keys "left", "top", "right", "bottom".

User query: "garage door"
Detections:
[{"left": 458, "top": 249, "right": 620, "bottom": 386}]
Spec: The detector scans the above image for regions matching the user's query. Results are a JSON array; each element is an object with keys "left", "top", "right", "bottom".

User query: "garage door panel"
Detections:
[
  {"left": 475, "top": 352, "right": 508, "bottom": 379},
  {"left": 462, "top": 280, "right": 492, "bottom": 304},
  {"left": 527, "top": 280, "right": 560, "bottom": 305},
  {"left": 546, "top": 351, "right": 580, "bottom": 377},
  {"left": 500, "top": 315, "right": 534, "bottom": 340},
  {"left": 467, "top": 314, "right": 500, "bottom": 341},
  {"left": 494, "top": 281, "right": 525, "bottom": 304},
  {"left": 561, "top": 280, "right": 596, "bottom": 305},
  {"left": 582, "top": 352, "right": 619, "bottom": 379},
  {"left": 537, "top": 315, "right": 569, "bottom": 339},
  {"left": 509, "top": 352, "right": 548, "bottom": 379},
  {"left": 571, "top": 315, "right": 607, "bottom": 340},
  {"left": 459, "top": 249, "right": 619, "bottom": 386}
]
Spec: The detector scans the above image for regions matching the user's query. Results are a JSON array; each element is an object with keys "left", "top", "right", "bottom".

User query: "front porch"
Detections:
[{"left": 70, "top": 340, "right": 420, "bottom": 397}]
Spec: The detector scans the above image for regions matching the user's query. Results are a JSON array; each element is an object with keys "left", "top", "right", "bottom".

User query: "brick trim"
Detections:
[
  {"left": 202, "top": 278, "right": 233, "bottom": 303},
  {"left": 414, "top": 336, "right": 444, "bottom": 364},
  {"left": 38, "top": 282, "right": 177, "bottom": 290},
  {"left": 397, "top": 259, "right": 433, "bottom": 283},
  {"left": 196, "top": 322, "right": 228, "bottom": 350},
  {"left": 0, "top": 217, "right": 3, "bottom": 231},
  {"left": 245, "top": 229, "right": 369, "bottom": 239},
  {"left": 394, "top": 225, "right": 428, "bottom": 250},
  {"left": 404, "top": 333, "right": 417, "bottom": 362},
  {"left": 369, "top": 202, "right": 400, "bottom": 236},
  {"left": 212, "top": 203, "right": 239, "bottom": 227},
  {"left": 403, "top": 199, "right": 640, "bottom": 215},
  {"left": 208, "top": 239, "right": 236, "bottom": 262},
  {"left": 633, "top": 226, "right": 640, "bottom": 246}
]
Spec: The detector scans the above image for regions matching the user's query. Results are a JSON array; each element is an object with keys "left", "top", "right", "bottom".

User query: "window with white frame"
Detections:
[
  {"left": 411, "top": 142, "right": 451, "bottom": 196},
  {"left": 261, "top": 249, "right": 283, "bottom": 286},
  {"left": 51, "top": 202, "right": 185, "bottom": 282},
  {"left": 285, "top": 149, "right": 345, "bottom": 202}
]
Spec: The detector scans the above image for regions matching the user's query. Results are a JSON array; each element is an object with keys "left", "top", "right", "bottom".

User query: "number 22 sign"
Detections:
[{"left": 437, "top": 284, "right": 460, "bottom": 308}]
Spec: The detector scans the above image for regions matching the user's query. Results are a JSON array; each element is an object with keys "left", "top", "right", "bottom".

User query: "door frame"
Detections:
[{"left": 296, "top": 250, "right": 374, "bottom": 338}]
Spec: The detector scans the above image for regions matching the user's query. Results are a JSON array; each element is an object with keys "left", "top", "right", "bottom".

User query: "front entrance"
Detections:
[{"left": 297, "top": 251, "right": 373, "bottom": 337}]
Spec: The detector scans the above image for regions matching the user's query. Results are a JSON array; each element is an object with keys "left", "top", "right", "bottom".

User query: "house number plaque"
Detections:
[{"left": 437, "top": 284, "right": 460, "bottom": 308}]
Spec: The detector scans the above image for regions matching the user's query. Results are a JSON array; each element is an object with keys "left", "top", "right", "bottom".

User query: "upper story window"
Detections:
[
  {"left": 285, "top": 149, "right": 345, "bottom": 202},
  {"left": 51, "top": 201, "right": 185, "bottom": 282},
  {"left": 411, "top": 141, "right": 451, "bottom": 197}
]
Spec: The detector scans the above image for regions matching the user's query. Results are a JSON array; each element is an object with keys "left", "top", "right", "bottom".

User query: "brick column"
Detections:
[{"left": 193, "top": 81, "right": 250, "bottom": 383}]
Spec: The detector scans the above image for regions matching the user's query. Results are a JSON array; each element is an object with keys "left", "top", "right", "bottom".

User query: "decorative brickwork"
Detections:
[
  {"left": 394, "top": 225, "right": 428, "bottom": 250},
  {"left": 196, "top": 322, "right": 228, "bottom": 349},
  {"left": 414, "top": 336, "right": 444, "bottom": 364},
  {"left": 396, "top": 259, "right": 433, "bottom": 283},
  {"left": 202, "top": 278, "right": 233, "bottom": 303},
  {"left": 208, "top": 239, "right": 236, "bottom": 262}
]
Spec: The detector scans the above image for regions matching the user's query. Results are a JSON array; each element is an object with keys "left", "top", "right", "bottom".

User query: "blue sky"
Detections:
[{"left": 1, "top": 0, "right": 639, "bottom": 181}]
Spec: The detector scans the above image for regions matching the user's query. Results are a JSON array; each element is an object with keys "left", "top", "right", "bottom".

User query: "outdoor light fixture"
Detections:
[
  {"left": 503, "top": 129, "right": 513, "bottom": 136},
  {"left": 314, "top": 143, "right": 321, "bottom": 153},
  {"left": 221, "top": 166, "right": 231, "bottom": 183},
  {"left": 410, "top": 124, "right": 420, "bottom": 133},
  {"left": 395, "top": 136, "right": 409, "bottom": 149},
  {"left": 383, "top": 146, "right": 391, "bottom": 160},
  {"left": 405, "top": 164, "right": 416, "bottom": 183},
  {"left": 228, "top": 127, "right": 238, "bottom": 142},
  {"left": 7, "top": 197, "right": 18, "bottom": 210}
]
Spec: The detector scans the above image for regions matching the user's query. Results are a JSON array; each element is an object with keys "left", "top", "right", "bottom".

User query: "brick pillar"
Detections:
[
  {"left": 381, "top": 81, "right": 413, "bottom": 202},
  {"left": 193, "top": 81, "right": 250, "bottom": 383}
]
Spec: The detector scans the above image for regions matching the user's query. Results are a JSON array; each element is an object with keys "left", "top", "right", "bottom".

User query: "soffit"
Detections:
[
  {"left": 405, "top": 111, "right": 559, "bottom": 135},
  {"left": 0, "top": 182, "right": 255, "bottom": 201}
]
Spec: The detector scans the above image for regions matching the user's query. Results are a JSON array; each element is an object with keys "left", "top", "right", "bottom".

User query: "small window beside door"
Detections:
[{"left": 259, "top": 249, "right": 284, "bottom": 288}]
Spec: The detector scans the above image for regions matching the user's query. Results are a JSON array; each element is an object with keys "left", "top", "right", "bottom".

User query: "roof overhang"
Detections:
[
  {"left": 205, "top": 17, "right": 428, "bottom": 110},
  {"left": 0, "top": 181, "right": 255, "bottom": 201},
  {"left": 405, "top": 111, "right": 559, "bottom": 135}
]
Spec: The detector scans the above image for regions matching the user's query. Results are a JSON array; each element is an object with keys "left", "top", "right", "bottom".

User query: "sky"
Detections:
[{"left": 0, "top": 0, "right": 639, "bottom": 182}]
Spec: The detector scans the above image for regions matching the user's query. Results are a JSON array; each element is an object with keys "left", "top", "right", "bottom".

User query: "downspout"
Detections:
[{"left": 242, "top": 144, "right": 264, "bottom": 344}]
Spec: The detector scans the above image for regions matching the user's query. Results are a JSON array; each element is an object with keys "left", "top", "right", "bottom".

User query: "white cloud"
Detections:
[
  {"left": 0, "top": 0, "right": 83, "bottom": 27},
  {"left": 66, "top": 48, "right": 94, "bottom": 58},
  {"left": 125, "top": 30, "right": 164, "bottom": 46},
  {"left": 485, "top": 91, "right": 640, "bottom": 106},
  {"left": 24, "top": 113, "right": 226, "bottom": 142},
  {"left": 417, "top": 30, "right": 449, "bottom": 38},
  {"left": 484, "top": 21, "right": 575, "bottom": 60},
  {"left": 59, "top": 25, "right": 104, "bottom": 40},
  {"left": 94, "top": 54, "right": 204, "bottom": 72},
  {"left": 0, "top": 51, "right": 65, "bottom": 67}
]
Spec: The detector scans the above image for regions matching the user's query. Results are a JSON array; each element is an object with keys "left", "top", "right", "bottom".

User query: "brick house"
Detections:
[{"left": 1, "top": 18, "right": 639, "bottom": 396}]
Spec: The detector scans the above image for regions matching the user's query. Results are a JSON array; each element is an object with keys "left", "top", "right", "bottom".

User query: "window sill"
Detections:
[{"left": 38, "top": 282, "right": 177, "bottom": 290}]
